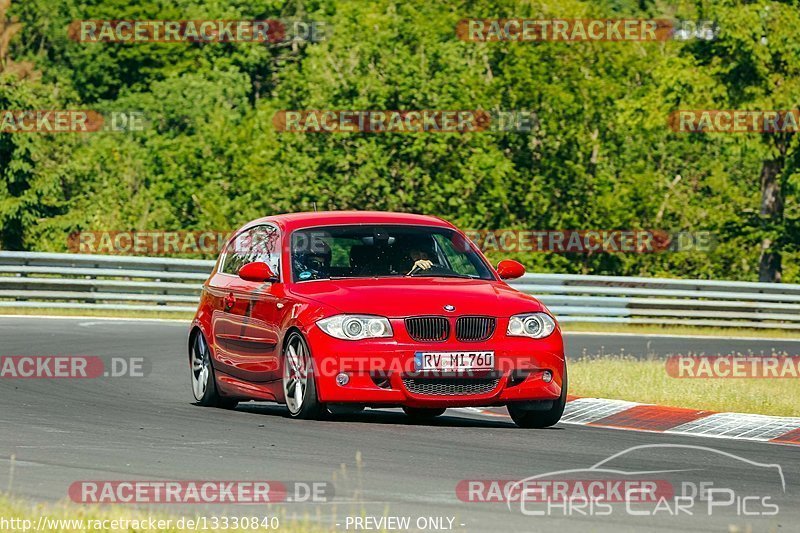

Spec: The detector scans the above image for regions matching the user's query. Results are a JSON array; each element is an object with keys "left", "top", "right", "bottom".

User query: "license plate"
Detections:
[{"left": 414, "top": 351, "right": 495, "bottom": 371}]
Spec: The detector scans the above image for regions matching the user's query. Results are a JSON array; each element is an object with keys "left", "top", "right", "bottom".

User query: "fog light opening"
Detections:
[
  {"left": 336, "top": 372, "right": 350, "bottom": 386},
  {"left": 542, "top": 370, "right": 553, "bottom": 383},
  {"left": 507, "top": 369, "right": 531, "bottom": 387},
  {"left": 370, "top": 370, "right": 392, "bottom": 389}
]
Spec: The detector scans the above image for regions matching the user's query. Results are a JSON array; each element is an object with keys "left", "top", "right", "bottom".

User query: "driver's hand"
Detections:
[{"left": 407, "top": 259, "right": 433, "bottom": 275}]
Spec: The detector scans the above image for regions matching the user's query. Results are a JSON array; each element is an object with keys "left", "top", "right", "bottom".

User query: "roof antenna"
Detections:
[{"left": 312, "top": 201, "right": 317, "bottom": 212}]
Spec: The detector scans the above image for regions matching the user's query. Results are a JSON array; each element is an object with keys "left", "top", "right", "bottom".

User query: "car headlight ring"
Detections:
[
  {"left": 317, "top": 315, "right": 393, "bottom": 340},
  {"left": 507, "top": 312, "right": 556, "bottom": 339}
]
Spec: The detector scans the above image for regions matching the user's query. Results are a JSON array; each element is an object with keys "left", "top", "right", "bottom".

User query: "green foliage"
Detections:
[{"left": 1, "top": 0, "right": 798, "bottom": 281}]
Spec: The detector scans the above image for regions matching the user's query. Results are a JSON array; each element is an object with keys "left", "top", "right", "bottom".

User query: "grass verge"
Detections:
[
  {"left": 0, "top": 493, "right": 326, "bottom": 532},
  {"left": 570, "top": 357, "right": 800, "bottom": 417}
]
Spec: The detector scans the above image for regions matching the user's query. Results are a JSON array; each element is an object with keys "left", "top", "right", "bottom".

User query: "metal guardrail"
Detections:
[
  {"left": 519, "top": 273, "right": 800, "bottom": 329},
  {"left": 0, "top": 251, "right": 210, "bottom": 313},
  {"left": 1, "top": 251, "right": 799, "bottom": 329}
]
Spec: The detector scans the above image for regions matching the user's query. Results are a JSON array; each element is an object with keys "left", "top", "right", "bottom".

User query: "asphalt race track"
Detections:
[{"left": 0, "top": 316, "right": 798, "bottom": 532}]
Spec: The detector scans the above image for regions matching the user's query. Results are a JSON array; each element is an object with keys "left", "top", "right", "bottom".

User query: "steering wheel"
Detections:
[{"left": 406, "top": 264, "right": 457, "bottom": 276}]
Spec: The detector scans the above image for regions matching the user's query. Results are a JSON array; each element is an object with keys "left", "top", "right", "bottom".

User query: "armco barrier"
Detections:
[
  {"left": 0, "top": 251, "right": 209, "bottom": 313},
  {"left": 0, "top": 251, "right": 799, "bottom": 329}
]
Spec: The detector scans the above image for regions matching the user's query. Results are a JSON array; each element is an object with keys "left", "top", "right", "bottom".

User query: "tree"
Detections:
[{"left": 687, "top": 1, "right": 800, "bottom": 282}]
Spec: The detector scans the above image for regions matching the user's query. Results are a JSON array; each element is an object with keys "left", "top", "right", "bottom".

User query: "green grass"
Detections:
[
  {"left": 0, "top": 494, "right": 329, "bottom": 532},
  {"left": 0, "top": 452, "right": 395, "bottom": 533},
  {"left": 570, "top": 357, "right": 800, "bottom": 417},
  {"left": 563, "top": 322, "right": 800, "bottom": 339}
]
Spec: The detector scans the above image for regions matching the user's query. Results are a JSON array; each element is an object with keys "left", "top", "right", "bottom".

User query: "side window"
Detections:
[
  {"left": 433, "top": 233, "right": 481, "bottom": 277},
  {"left": 221, "top": 225, "right": 281, "bottom": 277}
]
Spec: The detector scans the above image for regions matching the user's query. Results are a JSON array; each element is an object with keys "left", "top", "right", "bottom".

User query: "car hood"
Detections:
[{"left": 289, "top": 277, "right": 545, "bottom": 318}]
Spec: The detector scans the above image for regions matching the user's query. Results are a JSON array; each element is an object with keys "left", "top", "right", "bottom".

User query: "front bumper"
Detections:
[{"left": 305, "top": 322, "right": 566, "bottom": 408}]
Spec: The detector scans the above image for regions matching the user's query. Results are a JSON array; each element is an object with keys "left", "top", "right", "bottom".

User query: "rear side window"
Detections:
[{"left": 221, "top": 225, "right": 281, "bottom": 277}]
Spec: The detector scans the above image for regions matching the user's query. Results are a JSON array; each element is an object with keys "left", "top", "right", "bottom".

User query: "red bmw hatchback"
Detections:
[{"left": 189, "top": 211, "right": 566, "bottom": 428}]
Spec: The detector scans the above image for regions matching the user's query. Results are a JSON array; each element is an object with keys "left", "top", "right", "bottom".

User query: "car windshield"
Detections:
[{"left": 290, "top": 225, "right": 494, "bottom": 282}]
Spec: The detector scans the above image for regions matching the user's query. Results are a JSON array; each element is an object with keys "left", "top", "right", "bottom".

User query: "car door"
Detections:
[{"left": 211, "top": 224, "right": 285, "bottom": 383}]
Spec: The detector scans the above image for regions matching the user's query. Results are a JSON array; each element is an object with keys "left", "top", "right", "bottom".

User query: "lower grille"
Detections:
[
  {"left": 456, "top": 316, "right": 496, "bottom": 341},
  {"left": 405, "top": 316, "right": 449, "bottom": 342},
  {"left": 402, "top": 376, "right": 500, "bottom": 396}
]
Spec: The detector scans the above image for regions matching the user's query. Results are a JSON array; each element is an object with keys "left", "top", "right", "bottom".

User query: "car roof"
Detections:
[{"left": 244, "top": 211, "right": 455, "bottom": 233}]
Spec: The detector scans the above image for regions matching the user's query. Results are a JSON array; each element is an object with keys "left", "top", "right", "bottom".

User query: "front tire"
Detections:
[
  {"left": 507, "top": 369, "right": 567, "bottom": 428},
  {"left": 403, "top": 407, "right": 446, "bottom": 420},
  {"left": 190, "top": 331, "right": 238, "bottom": 409},
  {"left": 282, "top": 332, "right": 326, "bottom": 419}
]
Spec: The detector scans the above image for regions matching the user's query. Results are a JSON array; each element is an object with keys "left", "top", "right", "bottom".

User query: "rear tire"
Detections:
[
  {"left": 282, "top": 332, "right": 326, "bottom": 420},
  {"left": 403, "top": 407, "right": 446, "bottom": 420},
  {"left": 507, "top": 369, "right": 567, "bottom": 428},
  {"left": 190, "top": 331, "right": 238, "bottom": 410}
]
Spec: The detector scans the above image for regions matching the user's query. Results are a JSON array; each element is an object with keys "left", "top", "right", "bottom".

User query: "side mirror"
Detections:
[
  {"left": 238, "top": 262, "right": 278, "bottom": 283},
  {"left": 496, "top": 259, "right": 525, "bottom": 280}
]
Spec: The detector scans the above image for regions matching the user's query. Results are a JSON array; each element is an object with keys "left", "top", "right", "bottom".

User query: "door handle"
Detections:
[{"left": 223, "top": 293, "right": 235, "bottom": 310}]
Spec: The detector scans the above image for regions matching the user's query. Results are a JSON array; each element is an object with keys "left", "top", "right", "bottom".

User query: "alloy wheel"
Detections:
[
  {"left": 191, "top": 333, "right": 210, "bottom": 401},
  {"left": 283, "top": 333, "right": 309, "bottom": 415}
]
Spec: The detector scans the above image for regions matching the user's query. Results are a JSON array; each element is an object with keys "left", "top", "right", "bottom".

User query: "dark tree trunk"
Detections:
[{"left": 758, "top": 158, "right": 784, "bottom": 283}]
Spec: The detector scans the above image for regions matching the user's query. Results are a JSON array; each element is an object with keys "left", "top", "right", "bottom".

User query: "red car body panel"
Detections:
[{"left": 190, "top": 211, "right": 565, "bottom": 409}]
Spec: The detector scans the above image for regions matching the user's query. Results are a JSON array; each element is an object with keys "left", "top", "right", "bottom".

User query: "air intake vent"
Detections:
[
  {"left": 402, "top": 376, "right": 500, "bottom": 396},
  {"left": 456, "top": 316, "right": 496, "bottom": 342},
  {"left": 405, "top": 316, "right": 449, "bottom": 342}
]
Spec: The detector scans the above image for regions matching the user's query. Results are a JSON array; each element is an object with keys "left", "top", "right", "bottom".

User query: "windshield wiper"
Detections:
[
  {"left": 328, "top": 273, "right": 476, "bottom": 280},
  {"left": 409, "top": 273, "right": 474, "bottom": 279},
  {"left": 328, "top": 275, "right": 402, "bottom": 279}
]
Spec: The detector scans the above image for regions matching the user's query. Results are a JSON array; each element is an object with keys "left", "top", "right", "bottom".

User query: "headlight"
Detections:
[
  {"left": 317, "top": 315, "right": 393, "bottom": 340},
  {"left": 507, "top": 313, "right": 556, "bottom": 339}
]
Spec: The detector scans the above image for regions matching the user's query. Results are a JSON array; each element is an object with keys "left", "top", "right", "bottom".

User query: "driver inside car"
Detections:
[
  {"left": 404, "top": 236, "right": 439, "bottom": 275},
  {"left": 407, "top": 249, "right": 434, "bottom": 275},
  {"left": 294, "top": 240, "right": 332, "bottom": 280}
]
